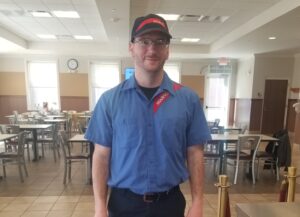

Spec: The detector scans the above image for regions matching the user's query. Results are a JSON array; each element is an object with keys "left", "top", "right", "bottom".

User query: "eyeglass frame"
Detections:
[{"left": 132, "top": 38, "right": 170, "bottom": 48}]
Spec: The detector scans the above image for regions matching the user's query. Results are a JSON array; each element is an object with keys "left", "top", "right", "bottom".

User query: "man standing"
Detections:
[{"left": 85, "top": 14, "right": 211, "bottom": 217}]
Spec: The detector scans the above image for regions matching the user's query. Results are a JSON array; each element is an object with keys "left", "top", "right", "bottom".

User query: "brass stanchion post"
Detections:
[
  {"left": 287, "top": 166, "right": 297, "bottom": 202},
  {"left": 215, "top": 175, "right": 230, "bottom": 217}
]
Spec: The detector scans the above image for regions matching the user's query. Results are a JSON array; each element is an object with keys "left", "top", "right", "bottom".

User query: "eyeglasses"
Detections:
[{"left": 133, "top": 38, "right": 169, "bottom": 48}]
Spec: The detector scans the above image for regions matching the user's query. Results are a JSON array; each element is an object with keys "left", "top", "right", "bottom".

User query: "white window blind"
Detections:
[
  {"left": 90, "top": 62, "right": 120, "bottom": 109},
  {"left": 26, "top": 61, "right": 60, "bottom": 111}
]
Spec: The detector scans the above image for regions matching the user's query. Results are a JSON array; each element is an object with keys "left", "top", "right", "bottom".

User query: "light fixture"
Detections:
[
  {"left": 156, "top": 14, "right": 180, "bottom": 21},
  {"left": 268, "top": 36, "right": 276, "bottom": 40},
  {"left": 37, "top": 34, "right": 56, "bottom": 39},
  {"left": 52, "top": 11, "right": 80, "bottom": 18},
  {"left": 181, "top": 38, "right": 200, "bottom": 42},
  {"left": 30, "top": 11, "right": 52, "bottom": 17},
  {"left": 74, "top": 35, "right": 93, "bottom": 40}
]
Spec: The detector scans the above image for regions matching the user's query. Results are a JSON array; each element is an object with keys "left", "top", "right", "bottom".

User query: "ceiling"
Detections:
[{"left": 0, "top": 0, "right": 300, "bottom": 59}]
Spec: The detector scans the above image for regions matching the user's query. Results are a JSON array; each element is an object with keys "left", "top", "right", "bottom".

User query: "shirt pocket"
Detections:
[
  {"left": 158, "top": 115, "right": 187, "bottom": 148},
  {"left": 114, "top": 118, "right": 142, "bottom": 148}
]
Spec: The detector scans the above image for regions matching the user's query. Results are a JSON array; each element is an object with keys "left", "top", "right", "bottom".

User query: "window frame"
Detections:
[
  {"left": 25, "top": 60, "right": 60, "bottom": 111},
  {"left": 88, "top": 60, "right": 121, "bottom": 110}
]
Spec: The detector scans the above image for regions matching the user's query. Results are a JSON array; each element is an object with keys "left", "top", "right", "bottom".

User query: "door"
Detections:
[
  {"left": 261, "top": 79, "right": 288, "bottom": 134},
  {"left": 204, "top": 74, "right": 230, "bottom": 126}
]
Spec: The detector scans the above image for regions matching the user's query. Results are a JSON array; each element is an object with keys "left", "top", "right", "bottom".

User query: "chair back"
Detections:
[
  {"left": 237, "top": 135, "right": 261, "bottom": 160},
  {"left": 58, "top": 131, "right": 71, "bottom": 158},
  {"left": 16, "top": 131, "right": 26, "bottom": 156}
]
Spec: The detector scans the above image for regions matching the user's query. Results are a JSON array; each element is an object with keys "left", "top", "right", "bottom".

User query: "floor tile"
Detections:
[{"left": 0, "top": 138, "right": 299, "bottom": 217}]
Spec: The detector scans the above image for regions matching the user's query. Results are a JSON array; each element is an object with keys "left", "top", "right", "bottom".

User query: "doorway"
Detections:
[
  {"left": 261, "top": 79, "right": 288, "bottom": 134},
  {"left": 204, "top": 74, "right": 230, "bottom": 126}
]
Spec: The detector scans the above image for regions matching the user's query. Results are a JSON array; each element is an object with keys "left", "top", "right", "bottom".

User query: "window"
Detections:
[
  {"left": 89, "top": 62, "right": 120, "bottom": 109},
  {"left": 26, "top": 61, "right": 60, "bottom": 111},
  {"left": 164, "top": 63, "right": 180, "bottom": 83}
]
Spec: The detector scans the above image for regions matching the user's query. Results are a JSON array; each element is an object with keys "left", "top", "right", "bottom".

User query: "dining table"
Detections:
[
  {"left": 0, "top": 133, "right": 18, "bottom": 142},
  {"left": 18, "top": 124, "right": 52, "bottom": 161},
  {"left": 208, "top": 134, "right": 279, "bottom": 174}
]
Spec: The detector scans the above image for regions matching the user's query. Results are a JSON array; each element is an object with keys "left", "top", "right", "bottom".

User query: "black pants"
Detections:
[{"left": 108, "top": 187, "right": 186, "bottom": 217}]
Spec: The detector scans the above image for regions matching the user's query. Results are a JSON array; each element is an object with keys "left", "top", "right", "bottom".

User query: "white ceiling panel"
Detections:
[{"left": 0, "top": 0, "right": 299, "bottom": 58}]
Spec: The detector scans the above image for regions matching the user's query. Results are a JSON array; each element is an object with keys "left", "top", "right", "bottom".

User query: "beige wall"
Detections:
[
  {"left": 0, "top": 72, "right": 26, "bottom": 95},
  {"left": 59, "top": 73, "right": 88, "bottom": 97},
  {"left": 181, "top": 75, "right": 204, "bottom": 98},
  {"left": 253, "top": 55, "right": 294, "bottom": 98}
]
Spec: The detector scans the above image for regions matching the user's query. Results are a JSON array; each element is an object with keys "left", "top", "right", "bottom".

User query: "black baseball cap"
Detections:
[{"left": 131, "top": 14, "right": 172, "bottom": 42}]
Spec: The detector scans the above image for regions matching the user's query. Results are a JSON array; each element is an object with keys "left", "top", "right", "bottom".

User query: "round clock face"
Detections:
[{"left": 67, "top": 58, "right": 78, "bottom": 70}]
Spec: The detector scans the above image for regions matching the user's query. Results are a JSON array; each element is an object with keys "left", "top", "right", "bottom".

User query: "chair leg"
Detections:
[
  {"left": 251, "top": 160, "right": 256, "bottom": 185},
  {"left": 276, "top": 163, "right": 280, "bottom": 181},
  {"left": 2, "top": 161, "right": 6, "bottom": 178},
  {"left": 234, "top": 160, "right": 239, "bottom": 184},
  {"left": 26, "top": 143, "right": 31, "bottom": 161},
  {"left": 86, "top": 160, "right": 89, "bottom": 184},
  {"left": 22, "top": 157, "right": 28, "bottom": 177},
  {"left": 63, "top": 161, "right": 67, "bottom": 184},
  {"left": 68, "top": 161, "right": 71, "bottom": 180},
  {"left": 52, "top": 143, "right": 57, "bottom": 162},
  {"left": 18, "top": 163, "right": 24, "bottom": 183}
]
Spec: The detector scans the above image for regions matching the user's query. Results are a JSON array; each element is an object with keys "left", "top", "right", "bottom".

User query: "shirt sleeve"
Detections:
[
  {"left": 84, "top": 93, "right": 112, "bottom": 147},
  {"left": 187, "top": 94, "right": 211, "bottom": 146}
]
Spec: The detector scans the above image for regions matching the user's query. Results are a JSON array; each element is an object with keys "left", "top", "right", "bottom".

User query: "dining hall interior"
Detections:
[{"left": 0, "top": 0, "right": 300, "bottom": 216}]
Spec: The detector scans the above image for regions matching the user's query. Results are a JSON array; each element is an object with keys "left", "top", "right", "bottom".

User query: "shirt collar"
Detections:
[{"left": 121, "top": 72, "right": 176, "bottom": 95}]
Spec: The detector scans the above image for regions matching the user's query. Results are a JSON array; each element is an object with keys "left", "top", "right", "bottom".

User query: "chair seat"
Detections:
[
  {"left": 0, "top": 152, "right": 19, "bottom": 158},
  {"left": 66, "top": 154, "right": 90, "bottom": 160},
  {"left": 226, "top": 152, "right": 251, "bottom": 160},
  {"left": 256, "top": 151, "right": 273, "bottom": 158}
]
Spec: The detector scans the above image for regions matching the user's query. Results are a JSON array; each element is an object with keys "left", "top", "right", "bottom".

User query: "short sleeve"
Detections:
[
  {"left": 187, "top": 95, "right": 211, "bottom": 146},
  {"left": 84, "top": 93, "right": 112, "bottom": 147}
]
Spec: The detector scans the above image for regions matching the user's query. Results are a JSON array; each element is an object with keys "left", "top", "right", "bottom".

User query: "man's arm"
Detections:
[
  {"left": 92, "top": 144, "right": 111, "bottom": 217},
  {"left": 186, "top": 145, "right": 205, "bottom": 217}
]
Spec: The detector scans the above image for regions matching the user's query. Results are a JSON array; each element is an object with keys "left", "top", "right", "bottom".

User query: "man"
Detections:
[{"left": 85, "top": 14, "right": 211, "bottom": 217}]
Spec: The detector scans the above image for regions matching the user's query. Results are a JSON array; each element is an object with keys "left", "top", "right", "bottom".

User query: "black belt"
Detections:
[{"left": 111, "top": 185, "right": 180, "bottom": 203}]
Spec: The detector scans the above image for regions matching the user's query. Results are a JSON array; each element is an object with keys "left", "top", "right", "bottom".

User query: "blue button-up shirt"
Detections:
[{"left": 85, "top": 73, "right": 211, "bottom": 194}]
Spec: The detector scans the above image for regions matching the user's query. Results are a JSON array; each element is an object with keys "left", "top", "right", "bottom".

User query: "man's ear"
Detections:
[{"left": 129, "top": 42, "right": 134, "bottom": 57}]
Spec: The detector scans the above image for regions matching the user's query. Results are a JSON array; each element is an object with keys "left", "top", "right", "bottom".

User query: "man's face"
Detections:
[{"left": 129, "top": 32, "right": 170, "bottom": 75}]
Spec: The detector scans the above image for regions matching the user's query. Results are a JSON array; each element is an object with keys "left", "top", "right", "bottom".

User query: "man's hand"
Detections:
[{"left": 186, "top": 202, "right": 203, "bottom": 217}]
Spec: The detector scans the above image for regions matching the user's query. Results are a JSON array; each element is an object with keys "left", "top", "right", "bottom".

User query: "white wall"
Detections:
[
  {"left": 252, "top": 55, "right": 294, "bottom": 98},
  {"left": 235, "top": 57, "right": 254, "bottom": 98},
  {"left": 291, "top": 53, "right": 300, "bottom": 99},
  {"left": 0, "top": 56, "right": 24, "bottom": 72}
]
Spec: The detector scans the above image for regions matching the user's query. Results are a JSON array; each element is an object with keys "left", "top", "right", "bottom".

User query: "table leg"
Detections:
[
  {"left": 218, "top": 141, "right": 225, "bottom": 174},
  {"left": 32, "top": 129, "right": 39, "bottom": 161}
]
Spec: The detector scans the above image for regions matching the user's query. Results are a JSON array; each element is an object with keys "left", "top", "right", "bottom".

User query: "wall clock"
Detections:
[{"left": 67, "top": 58, "right": 79, "bottom": 70}]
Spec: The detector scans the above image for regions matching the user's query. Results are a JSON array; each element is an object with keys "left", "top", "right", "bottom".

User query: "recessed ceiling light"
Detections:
[
  {"left": 157, "top": 14, "right": 180, "bottom": 21},
  {"left": 30, "top": 11, "right": 52, "bottom": 17},
  {"left": 52, "top": 11, "right": 80, "bottom": 18},
  {"left": 181, "top": 38, "right": 200, "bottom": 42},
  {"left": 37, "top": 34, "right": 56, "bottom": 39},
  {"left": 74, "top": 35, "right": 93, "bottom": 40},
  {"left": 268, "top": 36, "right": 276, "bottom": 40}
]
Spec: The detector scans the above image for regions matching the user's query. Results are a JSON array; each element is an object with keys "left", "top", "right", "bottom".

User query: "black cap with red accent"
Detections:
[{"left": 131, "top": 14, "right": 172, "bottom": 42}]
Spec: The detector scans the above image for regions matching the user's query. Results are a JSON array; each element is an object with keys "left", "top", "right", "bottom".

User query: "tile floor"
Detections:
[{"left": 0, "top": 139, "right": 299, "bottom": 217}]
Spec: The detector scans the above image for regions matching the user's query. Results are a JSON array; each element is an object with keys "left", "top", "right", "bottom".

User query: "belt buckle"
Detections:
[{"left": 143, "top": 193, "right": 159, "bottom": 203}]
